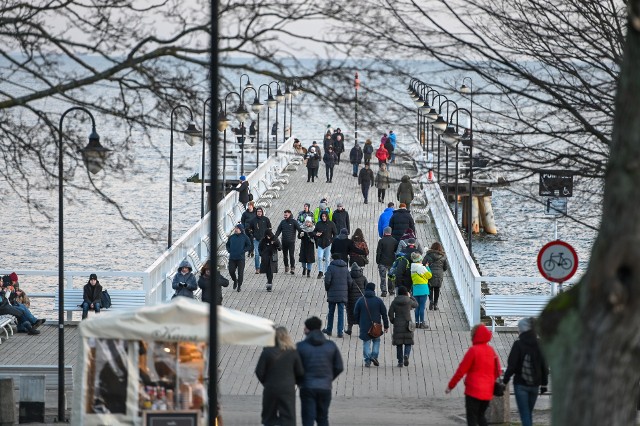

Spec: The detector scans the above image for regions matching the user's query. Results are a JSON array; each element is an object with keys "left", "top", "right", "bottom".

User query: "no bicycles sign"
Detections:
[{"left": 537, "top": 240, "right": 579, "bottom": 283}]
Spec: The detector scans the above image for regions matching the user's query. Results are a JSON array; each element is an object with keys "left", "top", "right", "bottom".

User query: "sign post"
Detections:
[{"left": 537, "top": 240, "right": 578, "bottom": 295}]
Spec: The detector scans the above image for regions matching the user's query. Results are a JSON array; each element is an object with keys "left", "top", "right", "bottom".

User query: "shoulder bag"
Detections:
[
  {"left": 493, "top": 356, "right": 506, "bottom": 397},
  {"left": 356, "top": 285, "right": 383, "bottom": 338}
]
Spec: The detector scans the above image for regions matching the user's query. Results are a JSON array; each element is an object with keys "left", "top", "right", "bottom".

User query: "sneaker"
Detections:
[
  {"left": 381, "top": 291, "right": 388, "bottom": 297},
  {"left": 266, "top": 284, "right": 272, "bottom": 292},
  {"left": 237, "top": 285, "right": 241, "bottom": 292},
  {"left": 285, "top": 266, "right": 289, "bottom": 273},
  {"left": 364, "top": 361, "right": 371, "bottom": 368},
  {"left": 397, "top": 362, "right": 403, "bottom": 368},
  {"left": 322, "top": 329, "right": 332, "bottom": 336},
  {"left": 403, "top": 355, "right": 409, "bottom": 367},
  {"left": 337, "top": 334, "right": 343, "bottom": 338},
  {"left": 429, "top": 302, "right": 434, "bottom": 311},
  {"left": 28, "top": 328, "right": 40, "bottom": 335},
  {"left": 290, "top": 268, "right": 295, "bottom": 275},
  {"left": 233, "top": 281, "right": 237, "bottom": 290},
  {"left": 434, "top": 305, "right": 440, "bottom": 311},
  {"left": 364, "top": 200, "right": 368, "bottom": 204},
  {"left": 317, "top": 272, "right": 323, "bottom": 279},
  {"left": 255, "top": 269, "right": 260, "bottom": 274},
  {"left": 344, "top": 328, "right": 352, "bottom": 336},
  {"left": 371, "top": 358, "right": 379, "bottom": 367},
  {"left": 33, "top": 319, "right": 46, "bottom": 329}
]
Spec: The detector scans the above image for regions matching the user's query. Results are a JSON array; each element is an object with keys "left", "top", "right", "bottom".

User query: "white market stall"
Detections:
[{"left": 71, "top": 297, "right": 275, "bottom": 426}]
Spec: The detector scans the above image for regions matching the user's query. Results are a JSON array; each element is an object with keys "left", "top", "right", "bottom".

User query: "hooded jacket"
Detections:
[
  {"left": 330, "top": 234, "right": 365, "bottom": 263},
  {"left": 323, "top": 150, "right": 338, "bottom": 167},
  {"left": 375, "top": 144, "right": 389, "bottom": 162},
  {"left": 296, "top": 329, "right": 344, "bottom": 390},
  {"left": 423, "top": 249, "right": 448, "bottom": 288},
  {"left": 234, "top": 180, "right": 250, "bottom": 205},
  {"left": 226, "top": 229, "right": 252, "bottom": 260},
  {"left": 397, "top": 229, "right": 424, "bottom": 254},
  {"left": 349, "top": 144, "right": 363, "bottom": 164},
  {"left": 305, "top": 150, "right": 320, "bottom": 169},
  {"left": 376, "top": 235, "right": 398, "bottom": 267},
  {"left": 241, "top": 208, "right": 257, "bottom": 229},
  {"left": 83, "top": 280, "right": 103, "bottom": 305},
  {"left": 297, "top": 208, "right": 314, "bottom": 224},
  {"left": 324, "top": 259, "right": 352, "bottom": 303},
  {"left": 275, "top": 217, "right": 302, "bottom": 243},
  {"left": 353, "top": 288, "right": 389, "bottom": 341},
  {"left": 411, "top": 262, "right": 432, "bottom": 296},
  {"left": 247, "top": 212, "right": 272, "bottom": 241},
  {"left": 397, "top": 175, "right": 414, "bottom": 204},
  {"left": 314, "top": 216, "right": 337, "bottom": 248},
  {"left": 377, "top": 207, "right": 395, "bottom": 237},
  {"left": 388, "top": 294, "right": 418, "bottom": 345},
  {"left": 172, "top": 260, "right": 198, "bottom": 298},
  {"left": 313, "top": 205, "right": 333, "bottom": 223},
  {"left": 331, "top": 209, "right": 350, "bottom": 234},
  {"left": 348, "top": 264, "right": 368, "bottom": 309},
  {"left": 332, "top": 131, "right": 345, "bottom": 153},
  {"left": 358, "top": 167, "right": 375, "bottom": 186},
  {"left": 448, "top": 325, "right": 500, "bottom": 401},
  {"left": 389, "top": 209, "right": 416, "bottom": 240},
  {"left": 198, "top": 270, "right": 229, "bottom": 305},
  {"left": 363, "top": 140, "right": 374, "bottom": 159},
  {"left": 503, "top": 330, "right": 549, "bottom": 387}
]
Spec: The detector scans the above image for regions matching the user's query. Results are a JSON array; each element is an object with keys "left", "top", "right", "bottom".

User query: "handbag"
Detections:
[
  {"left": 356, "top": 285, "right": 383, "bottom": 338},
  {"left": 493, "top": 356, "right": 505, "bottom": 397},
  {"left": 407, "top": 320, "right": 416, "bottom": 332}
]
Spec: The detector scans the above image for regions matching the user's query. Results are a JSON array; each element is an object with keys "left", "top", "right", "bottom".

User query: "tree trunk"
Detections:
[{"left": 539, "top": 4, "right": 640, "bottom": 424}]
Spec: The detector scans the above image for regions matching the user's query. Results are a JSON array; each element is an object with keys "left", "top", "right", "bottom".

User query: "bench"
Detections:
[
  {"left": 0, "top": 314, "right": 15, "bottom": 342},
  {"left": 0, "top": 365, "right": 73, "bottom": 392},
  {"left": 482, "top": 294, "right": 551, "bottom": 332},
  {"left": 54, "top": 289, "right": 146, "bottom": 314}
]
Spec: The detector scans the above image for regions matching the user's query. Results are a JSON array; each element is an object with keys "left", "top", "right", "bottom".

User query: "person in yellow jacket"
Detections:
[{"left": 410, "top": 251, "right": 432, "bottom": 329}]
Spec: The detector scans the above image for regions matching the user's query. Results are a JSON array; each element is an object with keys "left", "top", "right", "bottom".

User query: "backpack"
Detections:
[
  {"left": 101, "top": 290, "right": 112, "bottom": 309},
  {"left": 388, "top": 255, "right": 409, "bottom": 281},
  {"left": 363, "top": 144, "right": 373, "bottom": 155}
]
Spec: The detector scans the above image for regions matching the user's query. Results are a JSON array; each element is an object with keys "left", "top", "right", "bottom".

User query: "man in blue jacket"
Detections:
[
  {"left": 323, "top": 253, "right": 352, "bottom": 338},
  {"left": 225, "top": 223, "right": 253, "bottom": 292},
  {"left": 377, "top": 202, "right": 395, "bottom": 237},
  {"left": 354, "top": 282, "right": 389, "bottom": 367},
  {"left": 388, "top": 130, "right": 397, "bottom": 163},
  {"left": 297, "top": 316, "right": 344, "bottom": 426}
]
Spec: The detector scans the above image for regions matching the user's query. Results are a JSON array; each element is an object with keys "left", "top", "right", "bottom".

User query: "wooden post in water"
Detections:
[
  {"left": 479, "top": 196, "right": 497, "bottom": 234},
  {"left": 471, "top": 196, "right": 480, "bottom": 234},
  {"left": 0, "top": 378, "right": 15, "bottom": 425}
]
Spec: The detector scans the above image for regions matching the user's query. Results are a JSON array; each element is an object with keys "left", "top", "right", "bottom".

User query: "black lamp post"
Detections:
[
  {"left": 291, "top": 80, "right": 302, "bottom": 137},
  {"left": 221, "top": 91, "right": 241, "bottom": 192},
  {"left": 201, "top": 98, "right": 211, "bottom": 218},
  {"left": 258, "top": 84, "right": 273, "bottom": 159},
  {"left": 355, "top": 73, "right": 360, "bottom": 145},
  {"left": 269, "top": 81, "right": 283, "bottom": 151},
  {"left": 459, "top": 77, "right": 474, "bottom": 254},
  {"left": 58, "top": 107, "right": 110, "bottom": 422},
  {"left": 168, "top": 105, "right": 201, "bottom": 249},
  {"left": 283, "top": 84, "right": 292, "bottom": 142},
  {"left": 433, "top": 98, "right": 458, "bottom": 210}
]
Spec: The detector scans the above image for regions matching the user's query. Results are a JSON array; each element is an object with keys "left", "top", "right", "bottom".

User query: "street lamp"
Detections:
[
  {"left": 283, "top": 84, "right": 292, "bottom": 142},
  {"left": 269, "top": 81, "right": 283, "bottom": 151},
  {"left": 263, "top": 85, "right": 276, "bottom": 157},
  {"left": 58, "top": 107, "right": 110, "bottom": 422},
  {"left": 355, "top": 72, "right": 360, "bottom": 145},
  {"left": 250, "top": 91, "right": 264, "bottom": 169},
  {"left": 222, "top": 91, "right": 242, "bottom": 192},
  {"left": 201, "top": 98, "right": 212, "bottom": 218},
  {"left": 169, "top": 105, "right": 201, "bottom": 249}
]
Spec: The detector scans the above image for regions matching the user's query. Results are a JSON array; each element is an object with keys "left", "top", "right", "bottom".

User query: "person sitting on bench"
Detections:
[{"left": 82, "top": 273, "right": 103, "bottom": 320}]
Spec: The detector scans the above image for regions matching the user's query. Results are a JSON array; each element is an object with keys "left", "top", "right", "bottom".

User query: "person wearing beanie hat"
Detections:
[
  {"left": 398, "top": 228, "right": 424, "bottom": 255},
  {"left": 314, "top": 212, "right": 337, "bottom": 278},
  {"left": 305, "top": 144, "right": 321, "bottom": 181},
  {"left": 410, "top": 251, "right": 432, "bottom": 329},
  {"left": 357, "top": 162, "right": 375, "bottom": 204},
  {"left": 503, "top": 318, "right": 549, "bottom": 426},
  {"left": 226, "top": 222, "right": 253, "bottom": 291},
  {"left": 233, "top": 175, "right": 250, "bottom": 207},
  {"left": 376, "top": 226, "right": 399, "bottom": 297},
  {"left": 346, "top": 262, "right": 367, "bottom": 335},
  {"left": 423, "top": 241, "right": 449, "bottom": 311},
  {"left": 388, "top": 285, "right": 418, "bottom": 367},
  {"left": 9, "top": 272, "right": 18, "bottom": 285},
  {"left": 275, "top": 210, "right": 302, "bottom": 274},
  {"left": 447, "top": 324, "right": 501, "bottom": 425},
  {"left": 82, "top": 273, "right": 104, "bottom": 319},
  {"left": 354, "top": 281, "right": 389, "bottom": 367},
  {"left": 247, "top": 207, "right": 272, "bottom": 272},
  {"left": 330, "top": 227, "right": 365, "bottom": 265}
]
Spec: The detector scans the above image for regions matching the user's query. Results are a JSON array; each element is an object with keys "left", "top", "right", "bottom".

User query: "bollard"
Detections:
[
  {"left": 19, "top": 375, "right": 45, "bottom": 423},
  {"left": 0, "top": 378, "right": 16, "bottom": 426},
  {"left": 486, "top": 381, "right": 510, "bottom": 424}
]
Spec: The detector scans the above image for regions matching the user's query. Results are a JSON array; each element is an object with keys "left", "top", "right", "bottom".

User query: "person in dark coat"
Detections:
[
  {"left": 297, "top": 202, "right": 314, "bottom": 225},
  {"left": 297, "top": 316, "right": 343, "bottom": 426},
  {"left": 171, "top": 260, "right": 197, "bottom": 299},
  {"left": 349, "top": 142, "right": 364, "bottom": 177},
  {"left": 314, "top": 212, "right": 337, "bottom": 278},
  {"left": 198, "top": 261, "right": 229, "bottom": 305},
  {"left": 323, "top": 131, "right": 333, "bottom": 154},
  {"left": 298, "top": 216, "right": 316, "bottom": 278},
  {"left": 308, "top": 140, "right": 322, "bottom": 159},
  {"left": 397, "top": 228, "right": 424, "bottom": 254},
  {"left": 389, "top": 203, "right": 416, "bottom": 241},
  {"left": 249, "top": 120, "right": 257, "bottom": 143},
  {"left": 346, "top": 263, "right": 367, "bottom": 336},
  {"left": 226, "top": 223, "right": 253, "bottom": 292},
  {"left": 423, "top": 241, "right": 449, "bottom": 310},
  {"left": 322, "top": 146, "right": 338, "bottom": 183},
  {"left": 503, "top": 318, "right": 549, "bottom": 426},
  {"left": 388, "top": 286, "right": 418, "bottom": 367},
  {"left": 256, "top": 326, "right": 305, "bottom": 426},
  {"left": 358, "top": 163, "right": 375, "bottom": 204},
  {"left": 376, "top": 226, "right": 398, "bottom": 297},
  {"left": 0, "top": 292, "right": 39, "bottom": 335},
  {"left": 247, "top": 207, "right": 272, "bottom": 272},
  {"left": 275, "top": 210, "right": 302, "bottom": 275},
  {"left": 241, "top": 201, "right": 257, "bottom": 238},
  {"left": 331, "top": 202, "right": 350, "bottom": 234},
  {"left": 332, "top": 129, "right": 345, "bottom": 164},
  {"left": 82, "top": 273, "right": 103, "bottom": 319},
  {"left": 363, "top": 139, "right": 374, "bottom": 165},
  {"left": 349, "top": 228, "right": 369, "bottom": 267},
  {"left": 384, "top": 137, "right": 395, "bottom": 168},
  {"left": 323, "top": 253, "right": 352, "bottom": 337},
  {"left": 397, "top": 175, "right": 415, "bottom": 210},
  {"left": 304, "top": 146, "right": 320, "bottom": 182},
  {"left": 234, "top": 175, "right": 250, "bottom": 206},
  {"left": 259, "top": 229, "right": 281, "bottom": 292},
  {"left": 331, "top": 228, "right": 365, "bottom": 264},
  {"left": 353, "top": 283, "right": 389, "bottom": 367},
  {"left": 392, "top": 251, "right": 413, "bottom": 294}
]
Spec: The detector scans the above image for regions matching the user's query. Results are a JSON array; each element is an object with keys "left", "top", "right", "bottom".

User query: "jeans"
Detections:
[
  {"left": 465, "top": 395, "right": 489, "bottom": 426},
  {"left": 352, "top": 163, "right": 359, "bottom": 176},
  {"left": 391, "top": 151, "right": 396, "bottom": 163},
  {"left": 361, "top": 184, "right": 370, "bottom": 202},
  {"left": 14, "top": 304, "right": 36, "bottom": 324},
  {"left": 326, "top": 302, "right": 344, "bottom": 334},
  {"left": 317, "top": 245, "right": 331, "bottom": 273},
  {"left": 81, "top": 301, "right": 101, "bottom": 319},
  {"left": 325, "top": 166, "right": 334, "bottom": 182},
  {"left": 362, "top": 337, "right": 381, "bottom": 363},
  {"left": 301, "top": 262, "right": 313, "bottom": 272},
  {"left": 378, "top": 264, "right": 389, "bottom": 292},
  {"left": 300, "top": 388, "right": 331, "bottom": 426},
  {"left": 514, "top": 384, "right": 539, "bottom": 426},
  {"left": 228, "top": 258, "right": 246, "bottom": 286},
  {"left": 415, "top": 295, "right": 428, "bottom": 323},
  {"left": 253, "top": 239, "right": 261, "bottom": 269},
  {"left": 282, "top": 241, "right": 295, "bottom": 268},
  {"left": 396, "top": 344, "right": 412, "bottom": 362}
]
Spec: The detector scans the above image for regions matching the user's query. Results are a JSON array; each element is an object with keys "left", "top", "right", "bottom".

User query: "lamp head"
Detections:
[
  {"left": 284, "top": 86, "right": 292, "bottom": 101},
  {"left": 251, "top": 97, "right": 264, "bottom": 114},
  {"left": 433, "top": 115, "right": 447, "bottom": 134},
  {"left": 292, "top": 84, "right": 302, "bottom": 96},
  {"left": 425, "top": 108, "right": 438, "bottom": 123},
  {"left": 413, "top": 96, "right": 424, "bottom": 108},
  {"left": 218, "top": 113, "right": 230, "bottom": 132},
  {"left": 244, "top": 78, "right": 254, "bottom": 90},
  {"left": 235, "top": 104, "right": 250, "bottom": 122},
  {"left": 460, "top": 84, "right": 471, "bottom": 94},
  {"left": 182, "top": 121, "right": 202, "bottom": 146},
  {"left": 275, "top": 88, "right": 285, "bottom": 103},
  {"left": 80, "top": 128, "right": 111, "bottom": 174},
  {"left": 441, "top": 123, "right": 460, "bottom": 145},
  {"left": 266, "top": 94, "right": 277, "bottom": 109}
]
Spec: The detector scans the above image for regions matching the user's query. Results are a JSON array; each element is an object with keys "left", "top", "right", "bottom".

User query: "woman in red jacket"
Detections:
[
  {"left": 375, "top": 143, "right": 389, "bottom": 167},
  {"left": 446, "top": 324, "right": 501, "bottom": 426}
]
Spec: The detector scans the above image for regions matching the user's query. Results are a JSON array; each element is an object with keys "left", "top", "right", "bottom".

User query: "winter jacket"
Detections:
[
  {"left": 448, "top": 324, "right": 500, "bottom": 401},
  {"left": 332, "top": 133, "right": 345, "bottom": 153},
  {"left": 323, "top": 135, "right": 333, "bottom": 153},
  {"left": 397, "top": 175, "right": 414, "bottom": 204},
  {"left": 296, "top": 329, "right": 344, "bottom": 390},
  {"left": 259, "top": 236, "right": 281, "bottom": 274},
  {"left": 503, "top": 330, "right": 549, "bottom": 387},
  {"left": 363, "top": 141, "right": 374, "bottom": 160},
  {"left": 324, "top": 259, "right": 352, "bottom": 303},
  {"left": 255, "top": 347, "right": 305, "bottom": 391},
  {"left": 308, "top": 144, "right": 322, "bottom": 158},
  {"left": 411, "top": 262, "right": 432, "bottom": 296},
  {"left": 234, "top": 180, "right": 250, "bottom": 205},
  {"left": 389, "top": 132, "right": 397, "bottom": 148},
  {"left": 392, "top": 253, "right": 412, "bottom": 292},
  {"left": 376, "top": 169, "right": 391, "bottom": 189},
  {"left": 347, "top": 264, "right": 368, "bottom": 312},
  {"left": 353, "top": 289, "right": 389, "bottom": 341},
  {"left": 423, "top": 249, "right": 448, "bottom": 288},
  {"left": 172, "top": 260, "right": 198, "bottom": 298},
  {"left": 298, "top": 226, "right": 317, "bottom": 264},
  {"left": 376, "top": 235, "right": 398, "bottom": 267},
  {"left": 323, "top": 151, "right": 338, "bottom": 167},
  {"left": 275, "top": 217, "right": 302, "bottom": 243},
  {"left": 384, "top": 139, "right": 394, "bottom": 154},
  {"left": 389, "top": 208, "right": 416, "bottom": 240},
  {"left": 375, "top": 145, "right": 389, "bottom": 162},
  {"left": 331, "top": 209, "right": 350, "bottom": 234},
  {"left": 198, "top": 271, "right": 229, "bottom": 305},
  {"left": 314, "top": 218, "right": 337, "bottom": 249},
  {"left": 349, "top": 145, "right": 364, "bottom": 164},
  {"left": 226, "top": 231, "right": 252, "bottom": 260},
  {"left": 305, "top": 151, "right": 320, "bottom": 169},
  {"left": 349, "top": 240, "right": 369, "bottom": 267},
  {"left": 377, "top": 207, "right": 395, "bottom": 238},
  {"left": 241, "top": 208, "right": 257, "bottom": 230},
  {"left": 388, "top": 294, "right": 418, "bottom": 345},
  {"left": 330, "top": 234, "right": 364, "bottom": 263},
  {"left": 313, "top": 207, "right": 333, "bottom": 223},
  {"left": 247, "top": 214, "right": 272, "bottom": 241},
  {"left": 297, "top": 209, "right": 314, "bottom": 225},
  {"left": 83, "top": 282, "right": 103, "bottom": 305},
  {"left": 358, "top": 167, "right": 375, "bottom": 186}
]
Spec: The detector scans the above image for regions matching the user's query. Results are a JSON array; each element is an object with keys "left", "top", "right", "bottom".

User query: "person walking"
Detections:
[
  {"left": 305, "top": 146, "right": 320, "bottom": 182},
  {"left": 314, "top": 212, "right": 337, "bottom": 278},
  {"left": 198, "top": 260, "right": 229, "bottom": 305},
  {"left": 323, "top": 131, "right": 333, "bottom": 154},
  {"left": 297, "top": 202, "right": 314, "bottom": 225},
  {"left": 446, "top": 324, "right": 501, "bottom": 426},
  {"left": 259, "top": 229, "right": 281, "bottom": 292},
  {"left": 358, "top": 163, "right": 375, "bottom": 204},
  {"left": 376, "top": 226, "right": 398, "bottom": 297},
  {"left": 308, "top": 140, "right": 322, "bottom": 159},
  {"left": 377, "top": 202, "right": 395, "bottom": 238},
  {"left": 322, "top": 146, "right": 338, "bottom": 183},
  {"left": 323, "top": 253, "right": 352, "bottom": 338},
  {"left": 82, "top": 273, "right": 103, "bottom": 319},
  {"left": 247, "top": 207, "right": 272, "bottom": 273},
  {"left": 388, "top": 286, "right": 418, "bottom": 367},
  {"left": 346, "top": 263, "right": 367, "bottom": 336},
  {"left": 423, "top": 242, "right": 449, "bottom": 310},
  {"left": 353, "top": 282, "right": 389, "bottom": 367},
  {"left": 375, "top": 141, "right": 389, "bottom": 167},
  {"left": 349, "top": 142, "right": 364, "bottom": 177},
  {"left": 275, "top": 210, "right": 302, "bottom": 274},
  {"left": 397, "top": 228, "right": 424, "bottom": 255},
  {"left": 331, "top": 202, "right": 350, "bottom": 235},
  {"left": 226, "top": 223, "right": 253, "bottom": 292},
  {"left": 249, "top": 120, "right": 257, "bottom": 143},
  {"left": 171, "top": 260, "right": 197, "bottom": 299},
  {"left": 363, "top": 139, "right": 374, "bottom": 165},
  {"left": 234, "top": 175, "right": 250, "bottom": 207},
  {"left": 330, "top": 228, "right": 365, "bottom": 263},
  {"left": 383, "top": 137, "right": 394, "bottom": 169},
  {"left": 410, "top": 251, "right": 432, "bottom": 329},
  {"left": 241, "top": 201, "right": 257, "bottom": 234},
  {"left": 388, "top": 130, "right": 397, "bottom": 163},
  {"left": 255, "top": 326, "right": 305, "bottom": 426},
  {"left": 298, "top": 217, "right": 317, "bottom": 278},
  {"left": 503, "top": 318, "right": 549, "bottom": 426},
  {"left": 397, "top": 175, "right": 415, "bottom": 211},
  {"left": 332, "top": 128, "right": 345, "bottom": 164},
  {"left": 349, "top": 228, "right": 369, "bottom": 267},
  {"left": 313, "top": 198, "right": 333, "bottom": 223},
  {"left": 388, "top": 203, "right": 415, "bottom": 241},
  {"left": 297, "top": 316, "right": 344, "bottom": 426},
  {"left": 375, "top": 163, "right": 391, "bottom": 203}
]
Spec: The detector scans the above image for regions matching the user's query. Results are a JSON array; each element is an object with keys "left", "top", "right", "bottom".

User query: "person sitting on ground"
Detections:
[
  {"left": 82, "top": 273, "right": 103, "bottom": 319},
  {"left": 171, "top": 260, "right": 198, "bottom": 299}
]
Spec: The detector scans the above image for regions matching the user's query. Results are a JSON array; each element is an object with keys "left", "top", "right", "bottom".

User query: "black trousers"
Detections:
[
  {"left": 465, "top": 395, "right": 490, "bottom": 426},
  {"left": 307, "top": 168, "right": 317, "bottom": 182},
  {"left": 378, "top": 188, "right": 386, "bottom": 201},
  {"left": 361, "top": 184, "right": 370, "bottom": 201},
  {"left": 262, "top": 388, "right": 296, "bottom": 426},
  {"left": 282, "top": 241, "right": 295, "bottom": 268},
  {"left": 300, "top": 388, "right": 331, "bottom": 426},
  {"left": 429, "top": 285, "right": 441, "bottom": 305},
  {"left": 325, "top": 166, "right": 334, "bottom": 182},
  {"left": 228, "top": 258, "right": 245, "bottom": 286}
]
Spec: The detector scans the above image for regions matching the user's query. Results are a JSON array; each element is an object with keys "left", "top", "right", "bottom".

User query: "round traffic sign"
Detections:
[{"left": 537, "top": 240, "right": 578, "bottom": 283}]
